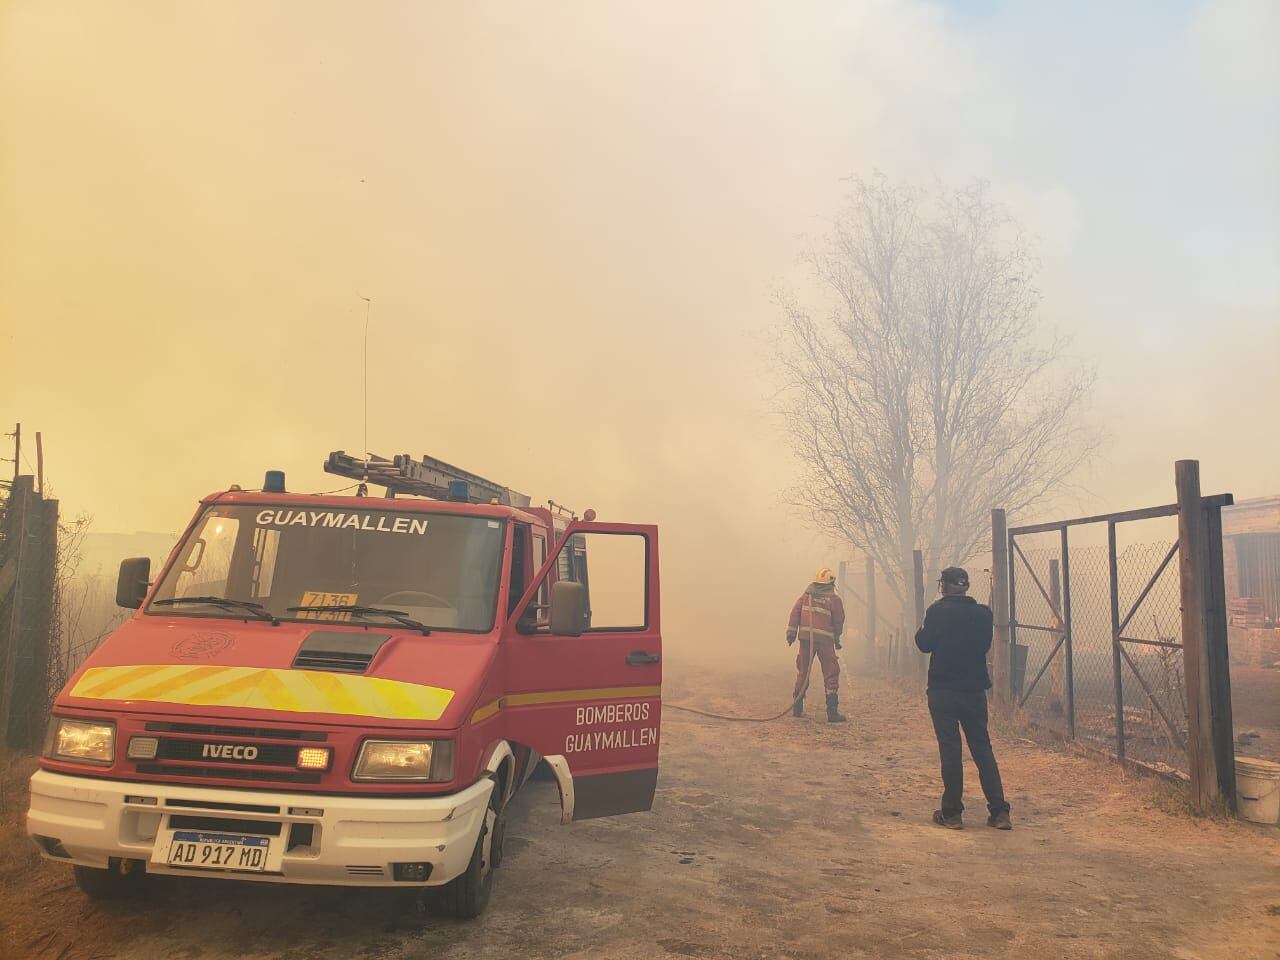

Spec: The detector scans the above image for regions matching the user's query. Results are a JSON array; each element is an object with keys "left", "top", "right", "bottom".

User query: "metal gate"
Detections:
[{"left": 1008, "top": 496, "right": 1232, "bottom": 775}]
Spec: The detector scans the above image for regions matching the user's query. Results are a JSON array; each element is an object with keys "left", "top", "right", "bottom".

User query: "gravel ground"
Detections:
[{"left": 2, "top": 663, "right": 1277, "bottom": 959}]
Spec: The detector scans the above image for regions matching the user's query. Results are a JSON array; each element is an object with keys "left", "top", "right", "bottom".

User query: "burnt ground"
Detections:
[{"left": 2, "top": 663, "right": 1278, "bottom": 960}]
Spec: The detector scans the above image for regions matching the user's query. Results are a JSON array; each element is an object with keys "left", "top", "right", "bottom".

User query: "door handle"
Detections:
[{"left": 625, "top": 651, "right": 660, "bottom": 666}]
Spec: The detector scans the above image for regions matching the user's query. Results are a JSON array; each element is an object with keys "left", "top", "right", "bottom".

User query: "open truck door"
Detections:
[{"left": 499, "top": 522, "right": 660, "bottom": 821}]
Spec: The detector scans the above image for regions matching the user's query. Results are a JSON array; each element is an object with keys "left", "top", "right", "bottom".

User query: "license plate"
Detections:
[{"left": 165, "top": 831, "right": 271, "bottom": 872}]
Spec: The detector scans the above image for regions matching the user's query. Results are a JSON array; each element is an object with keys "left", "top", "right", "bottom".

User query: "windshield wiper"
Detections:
[
  {"left": 286, "top": 604, "right": 431, "bottom": 635},
  {"left": 153, "top": 596, "right": 280, "bottom": 625}
]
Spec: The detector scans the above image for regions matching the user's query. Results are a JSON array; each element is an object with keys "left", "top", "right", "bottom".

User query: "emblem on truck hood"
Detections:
[
  {"left": 67, "top": 664, "right": 455, "bottom": 721},
  {"left": 171, "top": 632, "right": 235, "bottom": 662}
]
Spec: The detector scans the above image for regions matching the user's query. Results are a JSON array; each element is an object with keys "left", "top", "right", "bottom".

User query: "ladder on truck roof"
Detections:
[{"left": 323, "top": 451, "right": 532, "bottom": 508}]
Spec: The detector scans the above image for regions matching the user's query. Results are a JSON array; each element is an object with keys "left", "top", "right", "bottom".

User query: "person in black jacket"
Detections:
[{"left": 914, "top": 566, "right": 1012, "bottom": 830}]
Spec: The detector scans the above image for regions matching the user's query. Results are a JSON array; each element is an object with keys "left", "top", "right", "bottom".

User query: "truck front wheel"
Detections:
[
  {"left": 73, "top": 860, "right": 146, "bottom": 900},
  {"left": 435, "top": 789, "right": 505, "bottom": 919}
]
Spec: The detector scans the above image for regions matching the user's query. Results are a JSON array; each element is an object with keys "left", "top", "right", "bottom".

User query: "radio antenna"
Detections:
[{"left": 359, "top": 296, "right": 372, "bottom": 495}]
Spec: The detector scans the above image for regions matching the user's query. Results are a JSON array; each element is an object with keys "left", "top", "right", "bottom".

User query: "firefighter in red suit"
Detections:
[{"left": 787, "top": 567, "right": 848, "bottom": 722}]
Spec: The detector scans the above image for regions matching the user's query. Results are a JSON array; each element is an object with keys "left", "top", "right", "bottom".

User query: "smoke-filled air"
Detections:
[
  {"left": 1, "top": 2, "right": 1278, "bottom": 957},
  {"left": 4, "top": 1, "right": 1276, "bottom": 662}
]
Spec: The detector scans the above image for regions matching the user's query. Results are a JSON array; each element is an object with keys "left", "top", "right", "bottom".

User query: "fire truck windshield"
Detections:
[{"left": 147, "top": 504, "right": 506, "bottom": 632}]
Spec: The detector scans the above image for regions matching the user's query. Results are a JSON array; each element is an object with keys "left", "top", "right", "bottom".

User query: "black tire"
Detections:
[
  {"left": 488, "top": 799, "right": 507, "bottom": 871},
  {"left": 434, "top": 787, "right": 505, "bottom": 920},
  {"left": 73, "top": 860, "right": 147, "bottom": 900}
]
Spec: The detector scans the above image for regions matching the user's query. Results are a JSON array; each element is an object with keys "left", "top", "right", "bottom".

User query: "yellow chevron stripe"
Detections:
[
  {"left": 127, "top": 664, "right": 225, "bottom": 701},
  {"left": 469, "top": 685, "right": 662, "bottom": 726},
  {"left": 77, "top": 663, "right": 162, "bottom": 698},
  {"left": 69, "top": 664, "right": 454, "bottom": 721}
]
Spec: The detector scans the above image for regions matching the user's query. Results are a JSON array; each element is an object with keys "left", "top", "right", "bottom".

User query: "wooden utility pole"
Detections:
[
  {"left": 9, "top": 423, "right": 18, "bottom": 482},
  {"left": 35, "top": 432, "right": 44, "bottom": 498},
  {"left": 991, "top": 508, "right": 1011, "bottom": 711},
  {"left": 1175, "top": 460, "right": 1235, "bottom": 812},
  {"left": 864, "top": 558, "right": 876, "bottom": 674}
]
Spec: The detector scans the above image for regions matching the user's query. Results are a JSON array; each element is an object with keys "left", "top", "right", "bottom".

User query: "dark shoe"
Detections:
[
  {"left": 792, "top": 697, "right": 804, "bottom": 718},
  {"left": 987, "top": 810, "right": 1012, "bottom": 830},
  {"left": 932, "top": 810, "right": 963, "bottom": 830},
  {"left": 825, "top": 693, "right": 847, "bottom": 723}
]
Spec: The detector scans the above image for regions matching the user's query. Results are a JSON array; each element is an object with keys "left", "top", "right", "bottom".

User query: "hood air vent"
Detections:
[{"left": 292, "top": 631, "right": 392, "bottom": 674}]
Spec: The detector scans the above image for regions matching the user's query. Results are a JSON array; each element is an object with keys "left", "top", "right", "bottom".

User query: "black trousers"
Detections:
[{"left": 927, "top": 688, "right": 1009, "bottom": 818}]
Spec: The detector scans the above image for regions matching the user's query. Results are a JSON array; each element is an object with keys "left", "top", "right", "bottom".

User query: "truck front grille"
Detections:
[
  {"left": 130, "top": 722, "right": 334, "bottom": 788},
  {"left": 136, "top": 763, "right": 323, "bottom": 785},
  {"left": 155, "top": 739, "right": 301, "bottom": 766}
]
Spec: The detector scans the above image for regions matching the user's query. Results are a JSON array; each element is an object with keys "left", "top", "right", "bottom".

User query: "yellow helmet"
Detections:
[{"left": 813, "top": 566, "right": 836, "bottom": 585}]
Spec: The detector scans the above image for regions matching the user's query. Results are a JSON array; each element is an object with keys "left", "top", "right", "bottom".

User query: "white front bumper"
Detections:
[{"left": 27, "top": 770, "right": 493, "bottom": 887}]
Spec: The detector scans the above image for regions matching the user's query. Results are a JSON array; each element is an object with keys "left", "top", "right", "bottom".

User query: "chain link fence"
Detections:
[{"left": 1010, "top": 535, "right": 1190, "bottom": 775}]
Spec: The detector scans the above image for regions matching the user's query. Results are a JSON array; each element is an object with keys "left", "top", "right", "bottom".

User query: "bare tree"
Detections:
[
  {"left": 779, "top": 177, "right": 1098, "bottom": 605},
  {"left": 51, "top": 514, "right": 126, "bottom": 690}
]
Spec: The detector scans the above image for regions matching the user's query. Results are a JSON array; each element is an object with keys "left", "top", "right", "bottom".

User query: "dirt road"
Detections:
[{"left": 3, "top": 665, "right": 1278, "bottom": 959}]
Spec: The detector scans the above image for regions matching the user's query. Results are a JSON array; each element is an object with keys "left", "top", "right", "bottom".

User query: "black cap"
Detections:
[{"left": 939, "top": 566, "right": 970, "bottom": 589}]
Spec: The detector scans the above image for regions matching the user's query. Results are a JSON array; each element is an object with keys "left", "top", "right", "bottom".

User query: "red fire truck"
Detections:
[{"left": 27, "top": 452, "right": 662, "bottom": 918}]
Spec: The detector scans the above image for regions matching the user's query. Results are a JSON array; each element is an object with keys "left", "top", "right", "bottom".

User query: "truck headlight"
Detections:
[
  {"left": 44, "top": 718, "right": 115, "bottom": 766},
  {"left": 353, "top": 740, "right": 454, "bottom": 782}
]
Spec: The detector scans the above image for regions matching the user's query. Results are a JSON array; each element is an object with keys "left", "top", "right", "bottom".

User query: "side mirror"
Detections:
[
  {"left": 548, "top": 580, "right": 587, "bottom": 637},
  {"left": 116, "top": 557, "right": 151, "bottom": 609}
]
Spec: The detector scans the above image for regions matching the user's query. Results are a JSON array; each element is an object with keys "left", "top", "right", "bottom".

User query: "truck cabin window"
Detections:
[
  {"left": 535, "top": 531, "right": 644, "bottom": 633},
  {"left": 148, "top": 505, "right": 505, "bottom": 632}
]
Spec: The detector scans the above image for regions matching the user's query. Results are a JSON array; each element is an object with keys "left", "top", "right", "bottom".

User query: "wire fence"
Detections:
[{"left": 1011, "top": 538, "right": 1189, "bottom": 775}]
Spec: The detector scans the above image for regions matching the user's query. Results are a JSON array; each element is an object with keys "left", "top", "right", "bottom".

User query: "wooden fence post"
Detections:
[
  {"left": 1107, "top": 521, "right": 1126, "bottom": 762},
  {"left": 865, "top": 559, "right": 876, "bottom": 675},
  {"left": 0, "top": 473, "right": 59, "bottom": 752},
  {"left": 0, "top": 476, "right": 32, "bottom": 749},
  {"left": 991, "top": 509, "right": 1011, "bottom": 711},
  {"left": 26, "top": 496, "right": 58, "bottom": 751},
  {"left": 912, "top": 551, "right": 925, "bottom": 626},
  {"left": 1204, "top": 493, "right": 1237, "bottom": 810},
  {"left": 1176, "top": 460, "right": 1235, "bottom": 812},
  {"left": 1060, "top": 527, "right": 1075, "bottom": 740},
  {"left": 912, "top": 550, "right": 926, "bottom": 679},
  {"left": 1048, "top": 558, "right": 1064, "bottom": 717},
  {"left": 837, "top": 559, "right": 851, "bottom": 671}
]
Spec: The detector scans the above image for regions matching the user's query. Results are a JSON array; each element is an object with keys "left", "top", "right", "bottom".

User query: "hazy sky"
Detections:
[{"left": 2, "top": 0, "right": 1277, "bottom": 655}]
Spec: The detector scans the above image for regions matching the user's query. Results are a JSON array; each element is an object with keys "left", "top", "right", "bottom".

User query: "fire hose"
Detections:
[{"left": 663, "top": 593, "right": 832, "bottom": 723}]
